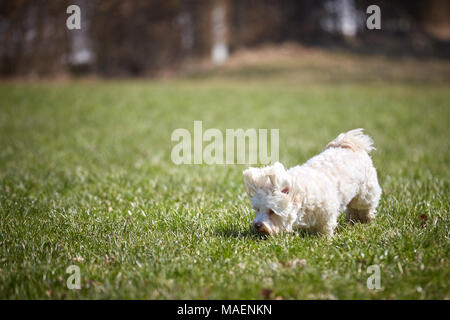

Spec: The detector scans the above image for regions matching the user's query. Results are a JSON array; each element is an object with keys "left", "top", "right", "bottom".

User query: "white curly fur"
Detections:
[{"left": 243, "top": 129, "right": 382, "bottom": 236}]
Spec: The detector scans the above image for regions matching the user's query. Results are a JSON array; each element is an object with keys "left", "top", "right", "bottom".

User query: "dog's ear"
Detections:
[
  {"left": 267, "top": 162, "right": 290, "bottom": 194},
  {"left": 243, "top": 167, "right": 258, "bottom": 198},
  {"left": 281, "top": 185, "right": 290, "bottom": 194}
]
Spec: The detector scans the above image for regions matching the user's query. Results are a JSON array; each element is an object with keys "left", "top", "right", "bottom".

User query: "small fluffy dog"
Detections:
[{"left": 243, "top": 129, "right": 381, "bottom": 236}]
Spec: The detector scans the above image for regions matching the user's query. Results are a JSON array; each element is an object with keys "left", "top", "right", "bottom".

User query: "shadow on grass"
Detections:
[
  {"left": 213, "top": 224, "right": 317, "bottom": 240},
  {"left": 213, "top": 225, "right": 262, "bottom": 239}
]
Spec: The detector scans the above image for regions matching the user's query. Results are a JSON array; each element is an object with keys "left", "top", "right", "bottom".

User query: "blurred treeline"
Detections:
[{"left": 0, "top": 0, "right": 449, "bottom": 77}]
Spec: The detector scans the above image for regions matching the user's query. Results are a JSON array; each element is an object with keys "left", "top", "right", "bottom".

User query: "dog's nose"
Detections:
[
  {"left": 254, "top": 222, "right": 263, "bottom": 230},
  {"left": 254, "top": 222, "right": 270, "bottom": 235}
]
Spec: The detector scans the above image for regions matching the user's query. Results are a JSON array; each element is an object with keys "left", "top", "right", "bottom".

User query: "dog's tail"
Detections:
[{"left": 326, "top": 128, "right": 375, "bottom": 153}]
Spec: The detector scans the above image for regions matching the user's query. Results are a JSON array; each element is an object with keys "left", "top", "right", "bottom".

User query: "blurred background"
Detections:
[{"left": 0, "top": 0, "right": 449, "bottom": 78}]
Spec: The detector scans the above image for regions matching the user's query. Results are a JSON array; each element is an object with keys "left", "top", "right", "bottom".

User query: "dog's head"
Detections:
[{"left": 243, "top": 162, "right": 297, "bottom": 235}]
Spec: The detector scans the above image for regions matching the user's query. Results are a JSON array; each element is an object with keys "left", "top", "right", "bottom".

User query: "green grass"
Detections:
[{"left": 0, "top": 53, "right": 449, "bottom": 299}]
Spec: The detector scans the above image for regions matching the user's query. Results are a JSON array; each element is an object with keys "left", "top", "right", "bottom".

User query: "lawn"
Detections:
[{"left": 0, "top": 49, "right": 449, "bottom": 299}]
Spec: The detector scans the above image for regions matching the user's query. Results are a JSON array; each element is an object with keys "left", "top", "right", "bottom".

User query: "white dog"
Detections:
[{"left": 243, "top": 129, "right": 381, "bottom": 236}]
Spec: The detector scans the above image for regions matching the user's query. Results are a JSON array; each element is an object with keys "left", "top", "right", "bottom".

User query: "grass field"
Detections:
[{"left": 0, "top": 48, "right": 449, "bottom": 299}]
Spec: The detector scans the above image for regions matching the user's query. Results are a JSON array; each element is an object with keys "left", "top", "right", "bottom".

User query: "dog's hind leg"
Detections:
[{"left": 346, "top": 167, "right": 382, "bottom": 224}]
